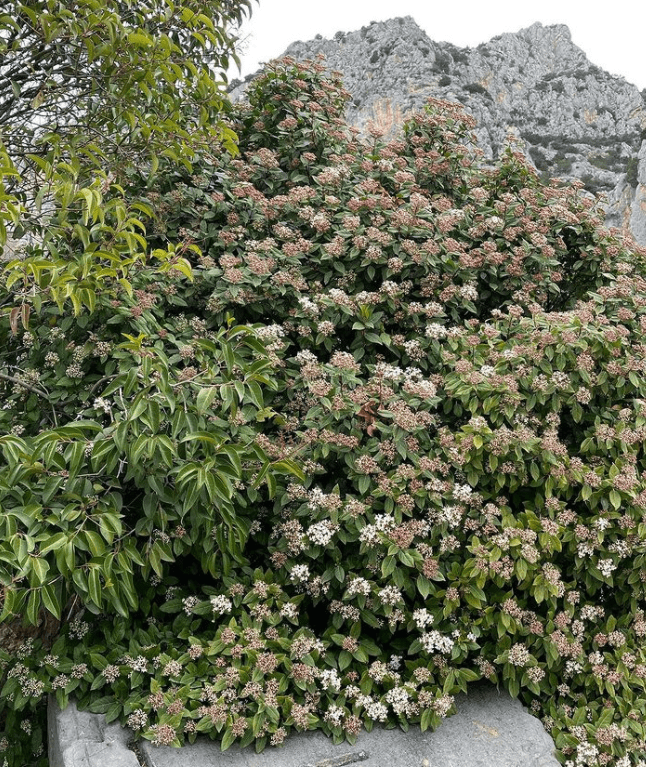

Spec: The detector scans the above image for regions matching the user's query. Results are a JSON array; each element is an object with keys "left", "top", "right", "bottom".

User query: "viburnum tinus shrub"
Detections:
[
  {"left": 6, "top": 56, "right": 646, "bottom": 767},
  {"left": 108, "top": 58, "right": 646, "bottom": 766}
]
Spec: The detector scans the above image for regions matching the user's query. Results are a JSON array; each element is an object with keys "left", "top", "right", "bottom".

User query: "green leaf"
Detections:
[
  {"left": 221, "top": 727, "right": 236, "bottom": 751},
  {"left": 417, "top": 575, "right": 431, "bottom": 599},
  {"left": 127, "top": 31, "right": 153, "bottom": 47},
  {"left": 88, "top": 567, "right": 102, "bottom": 607},
  {"left": 196, "top": 386, "right": 219, "bottom": 413},
  {"left": 41, "top": 583, "right": 61, "bottom": 619},
  {"left": 40, "top": 532, "right": 68, "bottom": 555},
  {"left": 26, "top": 589, "right": 40, "bottom": 625},
  {"left": 381, "top": 556, "right": 396, "bottom": 577},
  {"left": 104, "top": 701, "right": 122, "bottom": 724}
]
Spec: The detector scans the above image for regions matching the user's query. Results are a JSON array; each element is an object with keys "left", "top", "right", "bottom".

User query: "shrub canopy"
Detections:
[{"left": 4, "top": 56, "right": 646, "bottom": 767}]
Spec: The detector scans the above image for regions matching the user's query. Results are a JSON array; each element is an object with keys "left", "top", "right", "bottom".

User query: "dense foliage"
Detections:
[
  {"left": 4, "top": 56, "right": 646, "bottom": 767},
  {"left": 0, "top": 0, "right": 253, "bottom": 311},
  {"left": 0, "top": 0, "right": 249, "bottom": 160}
]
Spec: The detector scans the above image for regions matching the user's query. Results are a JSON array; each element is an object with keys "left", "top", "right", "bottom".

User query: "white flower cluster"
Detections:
[
  {"left": 577, "top": 542, "right": 594, "bottom": 558},
  {"left": 401, "top": 366, "right": 422, "bottom": 380},
  {"left": 323, "top": 705, "right": 344, "bottom": 726},
  {"left": 318, "top": 668, "right": 341, "bottom": 691},
  {"left": 412, "top": 608, "right": 434, "bottom": 630},
  {"left": 182, "top": 596, "right": 198, "bottom": 614},
  {"left": 441, "top": 505, "right": 462, "bottom": 528},
  {"left": 307, "top": 487, "right": 340, "bottom": 511},
  {"left": 608, "top": 539, "right": 630, "bottom": 557},
  {"left": 385, "top": 686, "right": 411, "bottom": 715},
  {"left": 93, "top": 397, "right": 111, "bottom": 414},
  {"left": 375, "top": 362, "right": 403, "bottom": 380},
  {"left": 453, "top": 484, "right": 473, "bottom": 502},
  {"left": 127, "top": 709, "right": 148, "bottom": 731},
  {"left": 347, "top": 577, "right": 372, "bottom": 597},
  {"left": 328, "top": 288, "right": 353, "bottom": 306},
  {"left": 378, "top": 586, "right": 402, "bottom": 605},
  {"left": 124, "top": 655, "right": 148, "bottom": 672},
  {"left": 433, "top": 694, "right": 455, "bottom": 718},
  {"left": 329, "top": 351, "right": 360, "bottom": 370},
  {"left": 368, "top": 661, "right": 391, "bottom": 681},
  {"left": 344, "top": 498, "right": 367, "bottom": 516},
  {"left": 307, "top": 521, "right": 336, "bottom": 546},
  {"left": 290, "top": 564, "right": 310, "bottom": 583},
  {"left": 479, "top": 365, "right": 496, "bottom": 377},
  {"left": 420, "top": 630, "right": 454, "bottom": 655},
  {"left": 425, "top": 323, "right": 447, "bottom": 339},
  {"left": 459, "top": 283, "right": 478, "bottom": 301},
  {"left": 598, "top": 558, "right": 617, "bottom": 577},
  {"left": 307, "top": 488, "right": 327, "bottom": 510},
  {"left": 255, "top": 324, "right": 285, "bottom": 341},
  {"left": 402, "top": 367, "right": 437, "bottom": 398},
  {"left": 551, "top": 371, "right": 570, "bottom": 388},
  {"left": 298, "top": 296, "right": 320, "bottom": 317},
  {"left": 295, "top": 349, "right": 318, "bottom": 365},
  {"left": 210, "top": 595, "right": 232, "bottom": 614},
  {"left": 359, "top": 525, "right": 380, "bottom": 546},
  {"left": 279, "top": 603, "right": 299, "bottom": 620},
  {"left": 403, "top": 340, "right": 421, "bottom": 355},
  {"left": 359, "top": 515, "right": 394, "bottom": 546},
  {"left": 574, "top": 742, "right": 599, "bottom": 766},
  {"left": 565, "top": 660, "right": 582, "bottom": 676},
  {"left": 357, "top": 695, "right": 389, "bottom": 722},
  {"left": 507, "top": 643, "right": 531, "bottom": 667},
  {"left": 316, "top": 166, "right": 344, "bottom": 184},
  {"left": 380, "top": 280, "right": 400, "bottom": 296},
  {"left": 580, "top": 605, "right": 604, "bottom": 621},
  {"left": 423, "top": 301, "right": 444, "bottom": 316}
]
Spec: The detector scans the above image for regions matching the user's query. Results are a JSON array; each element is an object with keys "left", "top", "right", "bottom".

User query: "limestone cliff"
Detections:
[{"left": 230, "top": 17, "right": 646, "bottom": 244}]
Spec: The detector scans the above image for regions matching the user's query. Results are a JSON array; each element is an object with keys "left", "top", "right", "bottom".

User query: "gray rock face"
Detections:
[
  {"left": 48, "top": 683, "right": 559, "bottom": 767},
  {"left": 230, "top": 17, "right": 646, "bottom": 244},
  {"left": 47, "top": 695, "right": 139, "bottom": 767},
  {"left": 630, "top": 141, "right": 646, "bottom": 243}
]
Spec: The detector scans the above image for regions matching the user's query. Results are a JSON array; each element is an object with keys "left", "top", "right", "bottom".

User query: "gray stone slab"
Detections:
[
  {"left": 47, "top": 695, "right": 140, "bottom": 767},
  {"left": 138, "top": 682, "right": 559, "bottom": 767}
]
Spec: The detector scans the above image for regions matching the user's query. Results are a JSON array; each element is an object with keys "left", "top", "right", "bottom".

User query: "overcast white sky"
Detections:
[{"left": 232, "top": 0, "right": 646, "bottom": 92}]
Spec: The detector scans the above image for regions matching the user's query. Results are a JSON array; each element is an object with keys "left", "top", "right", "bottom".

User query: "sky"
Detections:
[{"left": 231, "top": 0, "right": 646, "bottom": 92}]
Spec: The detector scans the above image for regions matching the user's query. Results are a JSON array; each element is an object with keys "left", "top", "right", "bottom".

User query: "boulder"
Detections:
[
  {"left": 47, "top": 695, "right": 139, "bottom": 767},
  {"left": 50, "top": 682, "right": 560, "bottom": 767}
]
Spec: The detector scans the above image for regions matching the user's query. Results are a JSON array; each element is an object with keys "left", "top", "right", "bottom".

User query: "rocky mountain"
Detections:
[{"left": 230, "top": 17, "right": 646, "bottom": 245}]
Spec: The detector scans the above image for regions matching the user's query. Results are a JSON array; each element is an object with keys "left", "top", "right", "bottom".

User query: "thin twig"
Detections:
[{"left": 0, "top": 371, "right": 50, "bottom": 399}]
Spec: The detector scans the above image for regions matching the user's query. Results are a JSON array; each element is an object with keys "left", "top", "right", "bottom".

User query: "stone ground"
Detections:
[{"left": 49, "top": 681, "right": 560, "bottom": 767}]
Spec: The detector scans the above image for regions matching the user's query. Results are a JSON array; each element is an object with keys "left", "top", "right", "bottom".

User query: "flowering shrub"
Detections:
[{"left": 4, "top": 56, "right": 646, "bottom": 767}]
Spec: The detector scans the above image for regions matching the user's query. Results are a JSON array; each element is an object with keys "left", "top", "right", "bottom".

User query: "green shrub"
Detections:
[
  {"left": 4, "top": 57, "right": 646, "bottom": 767},
  {"left": 627, "top": 157, "right": 640, "bottom": 187},
  {"left": 462, "top": 83, "right": 493, "bottom": 102},
  {"left": 529, "top": 147, "right": 550, "bottom": 172}
]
